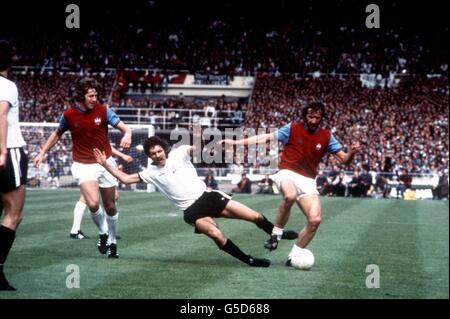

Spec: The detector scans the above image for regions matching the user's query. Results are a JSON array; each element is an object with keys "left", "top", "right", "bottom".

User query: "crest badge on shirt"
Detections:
[
  {"left": 316, "top": 143, "right": 322, "bottom": 150},
  {"left": 94, "top": 117, "right": 102, "bottom": 125},
  {"left": 297, "top": 138, "right": 302, "bottom": 145}
]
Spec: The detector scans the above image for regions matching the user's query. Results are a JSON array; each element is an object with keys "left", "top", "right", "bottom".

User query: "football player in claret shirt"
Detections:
[
  {"left": 33, "top": 77, "right": 132, "bottom": 258},
  {"left": 220, "top": 102, "right": 360, "bottom": 266}
]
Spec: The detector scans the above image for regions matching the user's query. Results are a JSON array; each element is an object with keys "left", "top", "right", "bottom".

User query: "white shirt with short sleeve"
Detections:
[
  {"left": 138, "top": 145, "right": 206, "bottom": 210},
  {"left": 0, "top": 76, "right": 26, "bottom": 148}
]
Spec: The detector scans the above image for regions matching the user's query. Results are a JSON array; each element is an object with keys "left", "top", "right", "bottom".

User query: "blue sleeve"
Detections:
[
  {"left": 276, "top": 123, "right": 291, "bottom": 144},
  {"left": 327, "top": 133, "right": 343, "bottom": 154},
  {"left": 57, "top": 115, "right": 69, "bottom": 133},
  {"left": 107, "top": 108, "right": 121, "bottom": 127}
]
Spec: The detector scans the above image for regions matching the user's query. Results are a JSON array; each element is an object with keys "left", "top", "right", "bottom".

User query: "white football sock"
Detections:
[
  {"left": 90, "top": 207, "right": 108, "bottom": 234},
  {"left": 106, "top": 213, "right": 118, "bottom": 245},
  {"left": 272, "top": 226, "right": 284, "bottom": 240},
  {"left": 70, "top": 201, "right": 87, "bottom": 234}
]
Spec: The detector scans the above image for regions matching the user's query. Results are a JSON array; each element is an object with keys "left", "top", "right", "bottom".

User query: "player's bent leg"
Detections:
[
  {"left": 195, "top": 217, "right": 226, "bottom": 246},
  {"left": 70, "top": 199, "right": 89, "bottom": 239},
  {"left": 194, "top": 217, "right": 270, "bottom": 267},
  {"left": 80, "top": 181, "right": 101, "bottom": 212},
  {"left": 296, "top": 194, "right": 322, "bottom": 248},
  {"left": 0, "top": 185, "right": 26, "bottom": 291},
  {"left": 262, "top": 181, "right": 300, "bottom": 251},
  {"left": 100, "top": 187, "right": 119, "bottom": 258},
  {"left": 0, "top": 186, "right": 26, "bottom": 231},
  {"left": 276, "top": 180, "right": 298, "bottom": 228}
]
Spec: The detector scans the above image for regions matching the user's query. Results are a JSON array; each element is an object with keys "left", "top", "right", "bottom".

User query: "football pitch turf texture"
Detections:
[{"left": 1, "top": 190, "right": 448, "bottom": 299}]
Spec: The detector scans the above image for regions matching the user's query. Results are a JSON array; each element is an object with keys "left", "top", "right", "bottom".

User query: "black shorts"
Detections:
[
  {"left": 183, "top": 190, "right": 232, "bottom": 227},
  {"left": 0, "top": 147, "right": 28, "bottom": 193}
]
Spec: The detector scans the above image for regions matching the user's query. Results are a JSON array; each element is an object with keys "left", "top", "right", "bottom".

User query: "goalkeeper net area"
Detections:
[{"left": 21, "top": 123, "right": 155, "bottom": 192}]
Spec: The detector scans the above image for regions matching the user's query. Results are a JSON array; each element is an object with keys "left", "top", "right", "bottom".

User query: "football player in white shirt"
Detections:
[
  {"left": 93, "top": 136, "right": 298, "bottom": 267},
  {"left": 0, "top": 40, "right": 28, "bottom": 291}
]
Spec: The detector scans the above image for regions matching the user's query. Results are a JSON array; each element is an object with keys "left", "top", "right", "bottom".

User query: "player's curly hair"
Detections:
[
  {"left": 143, "top": 136, "right": 171, "bottom": 157},
  {"left": 70, "top": 77, "right": 99, "bottom": 102},
  {"left": 301, "top": 101, "right": 326, "bottom": 121},
  {"left": 0, "top": 40, "right": 13, "bottom": 71}
]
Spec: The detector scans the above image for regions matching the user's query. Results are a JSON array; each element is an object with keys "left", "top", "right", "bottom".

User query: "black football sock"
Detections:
[
  {"left": 219, "top": 239, "right": 251, "bottom": 265},
  {"left": 0, "top": 226, "right": 16, "bottom": 265},
  {"left": 256, "top": 215, "right": 274, "bottom": 235}
]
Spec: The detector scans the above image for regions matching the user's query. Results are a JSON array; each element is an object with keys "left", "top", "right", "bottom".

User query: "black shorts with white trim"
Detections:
[
  {"left": 183, "top": 190, "right": 232, "bottom": 229},
  {"left": 0, "top": 147, "right": 28, "bottom": 193}
]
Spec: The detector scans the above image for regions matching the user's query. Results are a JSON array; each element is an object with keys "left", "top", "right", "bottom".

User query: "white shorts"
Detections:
[
  {"left": 71, "top": 157, "right": 118, "bottom": 188},
  {"left": 270, "top": 169, "right": 319, "bottom": 198}
]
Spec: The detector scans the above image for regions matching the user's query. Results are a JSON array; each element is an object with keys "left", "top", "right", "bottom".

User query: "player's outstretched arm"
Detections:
[
  {"left": 218, "top": 133, "right": 274, "bottom": 146},
  {"left": 111, "top": 146, "right": 133, "bottom": 163},
  {"left": 32, "top": 130, "right": 63, "bottom": 167},
  {"left": 116, "top": 121, "right": 132, "bottom": 148},
  {"left": 93, "top": 148, "right": 140, "bottom": 184},
  {"left": 333, "top": 142, "right": 361, "bottom": 165}
]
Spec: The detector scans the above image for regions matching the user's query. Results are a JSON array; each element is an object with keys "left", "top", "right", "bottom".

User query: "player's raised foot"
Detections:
[
  {"left": 97, "top": 233, "right": 109, "bottom": 254},
  {"left": 108, "top": 243, "right": 119, "bottom": 258},
  {"left": 285, "top": 258, "right": 292, "bottom": 267},
  {"left": 70, "top": 230, "right": 89, "bottom": 240},
  {"left": 0, "top": 271, "right": 16, "bottom": 291},
  {"left": 264, "top": 235, "right": 279, "bottom": 251},
  {"left": 248, "top": 256, "right": 271, "bottom": 267},
  {"left": 281, "top": 230, "right": 298, "bottom": 240}
]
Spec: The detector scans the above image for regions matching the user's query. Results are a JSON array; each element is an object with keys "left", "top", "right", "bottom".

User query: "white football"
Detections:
[{"left": 290, "top": 248, "right": 315, "bottom": 270}]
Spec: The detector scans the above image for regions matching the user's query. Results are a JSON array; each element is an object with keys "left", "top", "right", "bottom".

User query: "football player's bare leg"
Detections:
[
  {"left": 296, "top": 194, "right": 322, "bottom": 248},
  {"left": 195, "top": 217, "right": 226, "bottom": 247}
]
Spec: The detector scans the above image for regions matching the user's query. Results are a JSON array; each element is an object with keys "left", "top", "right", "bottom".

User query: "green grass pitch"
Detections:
[{"left": 1, "top": 190, "right": 448, "bottom": 299}]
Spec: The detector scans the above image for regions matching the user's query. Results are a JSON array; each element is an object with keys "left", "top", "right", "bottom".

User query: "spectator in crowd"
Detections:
[
  {"left": 348, "top": 170, "right": 363, "bottom": 197},
  {"left": 315, "top": 170, "right": 329, "bottom": 196},
  {"left": 433, "top": 170, "right": 449, "bottom": 200},
  {"left": 375, "top": 171, "right": 389, "bottom": 198},
  {"left": 360, "top": 167, "right": 373, "bottom": 197},
  {"left": 331, "top": 171, "right": 348, "bottom": 197},
  {"left": 256, "top": 174, "right": 274, "bottom": 194},
  {"left": 232, "top": 173, "right": 252, "bottom": 194},
  {"left": 396, "top": 168, "right": 413, "bottom": 199},
  {"left": 204, "top": 170, "right": 219, "bottom": 190}
]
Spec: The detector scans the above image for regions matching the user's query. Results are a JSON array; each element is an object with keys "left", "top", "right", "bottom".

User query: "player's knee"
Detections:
[
  {"left": 87, "top": 203, "right": 100, "bottom": 213},
  {"left": 103, "top": 204, "right": 117, "bottom": 215},
  {"left": 206, "top": 228, "right": 223, "bottom": 241},
  {"left": 308, "top": 215, "right": 322, "bottom": 229},
  {"left": 3, "top": 211, "right": 23, "bottom": 228}
]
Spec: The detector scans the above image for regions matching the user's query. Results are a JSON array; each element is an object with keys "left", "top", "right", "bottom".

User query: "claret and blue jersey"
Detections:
[
  {"left": 58, "top": 104, "right": 120, "bottom": 163},
  {"left": 275, "top": 122, "right": 343, "bottom": 178}
]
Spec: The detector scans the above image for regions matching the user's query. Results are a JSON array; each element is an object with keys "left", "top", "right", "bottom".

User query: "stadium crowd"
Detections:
[{"left": 2, "top": 0, "right": 446, "bottom": 198}]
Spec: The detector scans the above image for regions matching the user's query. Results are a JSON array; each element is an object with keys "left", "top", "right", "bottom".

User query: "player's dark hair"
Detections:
[
  {"left": 143, "top": 136, "right": 171, "bottom": 157},
  {"left": 301, "top": 102, "right": 326, "bottom": 121},
  {"left": 0, "top": 40, "right": 13, "bottom": 71},
  {"left": 71, "top": 77, "right": 99, "bottom": 102}
]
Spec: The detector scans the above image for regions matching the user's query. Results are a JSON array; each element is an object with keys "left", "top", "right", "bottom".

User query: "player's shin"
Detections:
[
  {"left": 71, "top": 200, "right": 87, "bottom": 234},
  {"left": 256, "top": 215, "right": 274, "bottom": 235},
  {"left": 90, "top": 206, "right": 108, "bottom": 234},
  {"left": 219, "top": 239, "right": 252, "bottom": 265},
  {"left": 106, "top": 213, "right": 118, "bottom": 245},
  {"left": 0, "top": 225, "right": 15, "bottom": 265}
]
